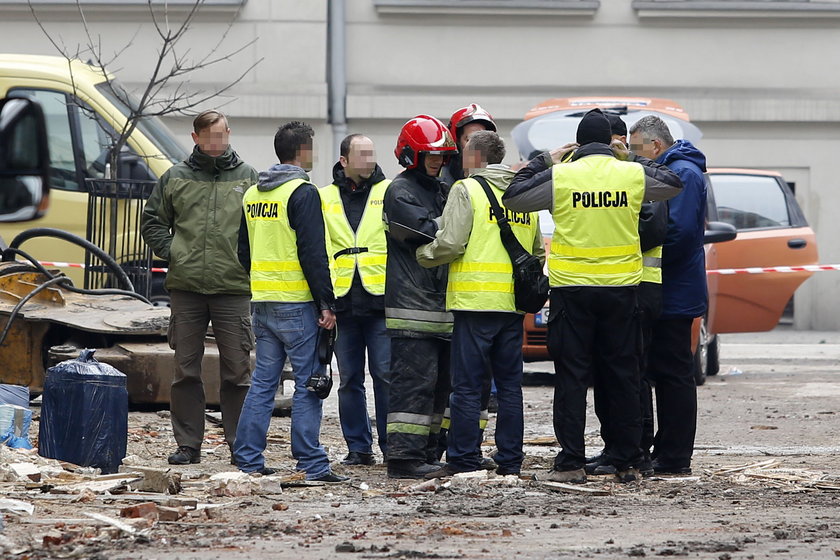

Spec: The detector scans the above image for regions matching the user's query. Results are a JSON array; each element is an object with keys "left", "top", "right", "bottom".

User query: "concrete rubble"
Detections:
[
  {"left": 0, "top": 357, "right": 837, "bottom": 559},
  {"left": 0, "top": 436, "right": 610, "bottom": 557}
]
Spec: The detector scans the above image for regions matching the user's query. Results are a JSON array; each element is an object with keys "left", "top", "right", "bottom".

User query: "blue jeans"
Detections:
[
  {"left": 335, "top": 314, "right": 390, "bottom": 455},
  {"left": 233, "top": 302, "right": 330, "bottom": 479},
  {"left": 448, "top": 311, "right": 524, "bottom": 472}
]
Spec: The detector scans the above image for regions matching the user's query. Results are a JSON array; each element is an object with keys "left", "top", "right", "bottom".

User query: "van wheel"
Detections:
[
  {"left": 707, "top": 334, "right": 720, "bottom": 376},
  {"left": 693, "top": 317, "right": 709, "bottom": 386}
]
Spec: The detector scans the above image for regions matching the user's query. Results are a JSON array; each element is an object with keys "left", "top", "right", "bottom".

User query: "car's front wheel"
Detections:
[
  {"left": 693, "top": 317, "right": 710, "bottom": 386},
  {"left": 707, "top": 332, "right": 720, "bottom": 376}
]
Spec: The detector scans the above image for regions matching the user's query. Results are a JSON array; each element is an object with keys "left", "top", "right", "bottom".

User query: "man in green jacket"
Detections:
[{"left": 141, "top": 110, "right": 259, "bottom": 466}]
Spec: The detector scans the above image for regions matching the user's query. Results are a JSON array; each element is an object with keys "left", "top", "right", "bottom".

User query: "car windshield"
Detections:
[
  {"left": 512, "top": 110, "right": 703, "bottom": 160},
  {"left": 538, "top": 209, "right": 554, "bottom": 237},
  {"left": 95, "top": 82, "right": 188, "bottom": 164}
]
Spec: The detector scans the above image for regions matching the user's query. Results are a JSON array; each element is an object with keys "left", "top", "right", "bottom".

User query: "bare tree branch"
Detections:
[
  {"left": 192, "top": 0, "right": 245, "bottom": 68},
  {"left": 168, "top": 37, "right": 257, "bottom": 78},
  {"left": 28, "top": 2, "right": 71, "bottom": 58},
  {"left": 30, "top": 0, "right": 260, "bottom": 180},
  {"left": 143, "top": 58, "right": 262, "bottom": 119}
]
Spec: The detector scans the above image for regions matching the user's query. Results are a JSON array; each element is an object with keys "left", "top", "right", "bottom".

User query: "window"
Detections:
[
  {"left": 4, "top": 0, "right": 244, "bottom": 6},
  {"left": 709, "top": 174, "right": 790, "bottom": 230},
  {"left": 633, "top": 0, "right": 840, "bottom": 19},
  {"left": 373, "top": 0, "right": 600, "bottom": 16},
  {"left": 9, "top": 88, "right": 80, "bottom": 191}
]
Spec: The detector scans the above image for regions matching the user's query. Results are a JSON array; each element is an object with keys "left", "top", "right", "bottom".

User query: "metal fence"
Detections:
[{"left": 84, "top": 178, "right": 156, "bottom": 298}]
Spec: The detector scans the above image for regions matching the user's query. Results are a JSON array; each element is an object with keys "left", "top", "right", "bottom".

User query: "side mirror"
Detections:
[
  {"left": 0, "top": 97, "right": 50, "bottom": 221},
  {"left": 118, "top": 148, "right": 154, "bottom": 182},
  {"left": 704, "top": 221, "right": 737, "bottom": 244}
]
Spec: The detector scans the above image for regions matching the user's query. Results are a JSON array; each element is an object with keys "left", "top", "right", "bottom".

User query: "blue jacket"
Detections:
[{"left": 657, "top": 140, "right": 708, "bottom": 318}]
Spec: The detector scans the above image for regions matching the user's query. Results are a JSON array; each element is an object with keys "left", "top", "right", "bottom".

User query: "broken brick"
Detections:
[
  {"left": 157, "top": 505, "right": 186, "bottom": 522},
  {"left": 120, "top": 502, "right": 158, "bottom": 520}
]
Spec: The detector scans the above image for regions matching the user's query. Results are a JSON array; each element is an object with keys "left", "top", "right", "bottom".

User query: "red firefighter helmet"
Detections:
[
  {"left": 447, "top": 103, "right": 497, "bottom": 143},
  {"left": 394, "top": 115, "right": 457, "bottom": 169}
]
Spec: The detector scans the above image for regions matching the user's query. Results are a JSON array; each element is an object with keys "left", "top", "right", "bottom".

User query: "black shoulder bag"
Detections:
[{"left": 473, "top": 176, "right": 549, "bottom": 314}]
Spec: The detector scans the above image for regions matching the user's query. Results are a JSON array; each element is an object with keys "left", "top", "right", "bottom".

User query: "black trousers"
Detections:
[
  {"left": 386, "top": 337, "right": 451, "bottom": 463},
  {"left": 547, "top": 286, "right": 642, "bottom": 471},
  {"left": 644, "top": 316, "right": 697, "bottom": 467},
  {"left": 593, "top": 281, "right": 662, "bottom": 457}
]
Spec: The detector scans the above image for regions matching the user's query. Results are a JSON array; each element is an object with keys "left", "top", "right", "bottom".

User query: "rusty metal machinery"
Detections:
[{"left": 0, "top": 261, "right": 271, "bottom": 406}]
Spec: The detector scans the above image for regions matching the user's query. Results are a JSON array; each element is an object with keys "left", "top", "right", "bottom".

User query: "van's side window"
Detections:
[{"left": 9, "top": 88, "right": 82, "bottom": 191}]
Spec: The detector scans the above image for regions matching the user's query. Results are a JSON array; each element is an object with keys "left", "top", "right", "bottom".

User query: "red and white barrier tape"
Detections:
[
  {"left": 29, "top": 261, "right": 840, "bottom": 277},
  {"left": 707, "top": 264, "right": 840, "bottom": 276},
  {"left": 38, "top": 261, "right": 170, "bottom": 273}
]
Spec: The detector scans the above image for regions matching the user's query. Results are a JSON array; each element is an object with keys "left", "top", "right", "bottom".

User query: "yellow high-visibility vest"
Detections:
[
  {"left": 447, "top": 177, "right": 540, "bottom": 312},
  {"left": 549, "top": 155, "right": 645, "bottom": 287},
  {"left": 319, "top": 179, "right": 390, "bottom": 297},
  {"left": 641, "top": 245, "right": 663, "bottom": 284},
  {"left": 243, "top": 178, "right": 313, "bottom": 302}
]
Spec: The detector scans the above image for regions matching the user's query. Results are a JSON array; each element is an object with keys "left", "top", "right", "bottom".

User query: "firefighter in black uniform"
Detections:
[{"left": 383, "top": 115, "right": 458, "bottom": 479}]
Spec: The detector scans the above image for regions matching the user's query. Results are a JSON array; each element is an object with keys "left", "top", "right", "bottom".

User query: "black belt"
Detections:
[{"left": 333, "top": 247, "right": 369, "bottom": 259}]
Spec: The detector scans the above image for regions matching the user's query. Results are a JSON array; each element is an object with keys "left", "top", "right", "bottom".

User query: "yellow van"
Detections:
[{"left": 0, "top": 54, "right": 187, "bottom": 301}]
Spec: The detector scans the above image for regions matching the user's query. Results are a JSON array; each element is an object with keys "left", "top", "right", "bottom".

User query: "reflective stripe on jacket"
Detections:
[
  {"left": 642, "top": 245, "right": 663, "bottom": 284},
  {"left": 549, "top": 155, "right": 645, "bottom": 287},
  {"left": 447, "top": 177, "right": 540, "bottom": 312},
  {"left": 320, "top": 179, "right": 390, "bottom": 297},
  {"left": 243, "top": 178, "right": 313, "bottom": 302}
]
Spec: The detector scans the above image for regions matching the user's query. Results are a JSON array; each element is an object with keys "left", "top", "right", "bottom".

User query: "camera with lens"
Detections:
[
  {"left": 305, "top": 326, "right": 336, "bottom": 400},
  {"left": 305, "top": 371, "right": 333, "bottom": 399}
]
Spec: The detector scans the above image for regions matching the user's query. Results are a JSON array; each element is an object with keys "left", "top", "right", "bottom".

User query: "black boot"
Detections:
[
  {"left": 387, "top": 459, "right": 440, "bottom": 479},
  {"left": 584, "top": 452, "right": 612, "bottom": 474},
  {"left": 168, "top": 446, "right": 200, "bottom": 465}
]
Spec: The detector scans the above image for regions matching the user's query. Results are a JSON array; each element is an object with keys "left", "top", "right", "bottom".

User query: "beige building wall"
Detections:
[{"left": 1, "top": 0, "right": 839, "bottom": 328}]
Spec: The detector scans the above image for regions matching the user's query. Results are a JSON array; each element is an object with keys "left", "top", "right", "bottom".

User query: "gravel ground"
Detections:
[{"left": 1, "top": 328, "right": 838, "bottom": 559}]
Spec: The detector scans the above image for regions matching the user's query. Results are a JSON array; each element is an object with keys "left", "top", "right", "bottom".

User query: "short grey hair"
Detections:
[
  {"left": 629, "top": 115, "right": 674, "bottom": 146},
  {"left": 465, "top": 130, "right": 505, "bottom": 165}
]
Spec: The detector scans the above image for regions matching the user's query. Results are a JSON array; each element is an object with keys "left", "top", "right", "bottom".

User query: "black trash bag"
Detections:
[{"left": 38, "top": 349, "right": 128, "bottom": 474}]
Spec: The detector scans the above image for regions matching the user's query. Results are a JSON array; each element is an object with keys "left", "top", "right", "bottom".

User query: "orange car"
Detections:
[
  {"left": 515, "top": 98, "right": 818, "bottom": 385},
  {"left": 696, "top": 168, "right": 817, "bottom": 382}
]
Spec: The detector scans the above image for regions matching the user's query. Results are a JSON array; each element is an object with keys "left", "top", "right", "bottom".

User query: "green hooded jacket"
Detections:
[{"left": 141, "top": 145, "right": 259, "bottom": 295}]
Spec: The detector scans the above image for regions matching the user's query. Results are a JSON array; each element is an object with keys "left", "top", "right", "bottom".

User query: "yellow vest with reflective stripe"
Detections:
[
  {"left": 243, "top": 178, "right": 314, "bottom": 302},
  {"left": 641, "top": 245, "right": 663, "bottom": 284},
  {"left": 320, "top": 179, "right": 390, "bottom": 297},
  {"left": 448, "top": 178, "right": 540, "bottom": 312},
  {"left": 549, "top": 155, "right": 645, "bottom": 287}
]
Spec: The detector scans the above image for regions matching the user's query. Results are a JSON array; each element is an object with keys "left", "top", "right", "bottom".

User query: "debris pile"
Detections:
[{"left": 713, "top": 459, "right": 840, "bottom": 492}]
